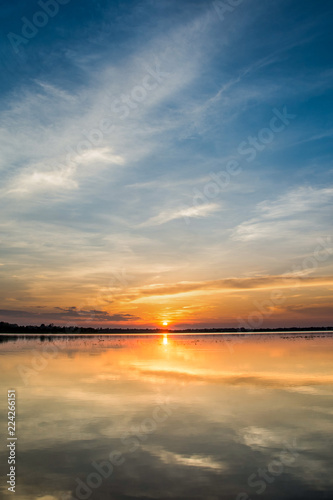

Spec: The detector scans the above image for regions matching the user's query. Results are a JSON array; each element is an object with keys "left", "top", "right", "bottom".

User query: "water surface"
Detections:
[{"left": 0, "top": 333, "right": 332, "bottom": 499}]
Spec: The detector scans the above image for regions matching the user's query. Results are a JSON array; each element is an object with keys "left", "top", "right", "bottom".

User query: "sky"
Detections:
[{"left": 0, "top": 0, "right": 332, "bottom": 329}]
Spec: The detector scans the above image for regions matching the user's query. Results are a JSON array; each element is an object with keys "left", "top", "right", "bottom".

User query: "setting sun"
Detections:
[{"left": 162, "top": 321, "right": 168, "bottom": 326}]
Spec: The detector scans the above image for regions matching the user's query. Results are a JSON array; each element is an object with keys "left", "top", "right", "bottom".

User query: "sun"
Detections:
[{"left": 162, "top": 321, "right": 168, "bottom": 326}]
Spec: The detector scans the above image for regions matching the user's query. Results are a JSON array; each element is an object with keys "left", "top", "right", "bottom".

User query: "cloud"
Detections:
[
  {"left": 0, "top": 307, "right": 140, "bottom": 323},
  {"left": 4, "top": 145, "right": 126, "bottom": 196},
  {"left": 258, "top": 186, "right": 333, "bottom": 219},
  {"left": 6, "top": 165, "right": 78, "bottom": 195},
  {"left": 121, "top": 275, "right": 333, "bottom": 301},
  {"left": 137, "top": 203, "right": 220, "bottom": 227},
  {"left": 0, "top": 11, "right": 209, "bottom": 199},
  {"left": 232, "top": 186, "right": 333, "bottom": 241},
  {"left": 55, "top": 307, "right": 139, "bottom": 322},
  {"left": 281, "top": 303, "right": 333, "bottom": 318},
  {"left": 0, "top": 309, "right": 38, "bottom": 319}
]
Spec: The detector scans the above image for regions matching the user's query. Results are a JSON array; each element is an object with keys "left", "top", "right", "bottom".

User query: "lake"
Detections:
[{"left": 0, "top": 333, "right": 333, "bottom": 500}]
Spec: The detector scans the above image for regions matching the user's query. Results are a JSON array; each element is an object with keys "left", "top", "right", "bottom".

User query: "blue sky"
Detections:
[{"left": 0, "top": 0, "right": 332, "bottom": 327}]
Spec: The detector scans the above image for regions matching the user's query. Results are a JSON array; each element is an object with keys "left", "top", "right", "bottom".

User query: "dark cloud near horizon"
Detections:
[{"left": 0, "top": 307, "right": 140, "bottom": 323}]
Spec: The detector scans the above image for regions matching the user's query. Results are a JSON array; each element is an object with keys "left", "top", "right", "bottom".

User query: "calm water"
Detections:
[{"left": 0, "top": 333, "right": 333, "bottom": 500}]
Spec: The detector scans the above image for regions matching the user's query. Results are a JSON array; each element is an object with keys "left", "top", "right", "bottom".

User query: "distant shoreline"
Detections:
[{"left": 0, "top": 320, "right": 333, "bottom": 336}]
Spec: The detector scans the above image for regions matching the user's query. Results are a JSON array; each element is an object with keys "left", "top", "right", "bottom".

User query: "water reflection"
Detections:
[{"left": 0, "top": 333, "right": 332, "bottom": 499}]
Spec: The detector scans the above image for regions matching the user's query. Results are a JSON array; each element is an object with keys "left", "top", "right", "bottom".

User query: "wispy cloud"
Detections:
[
  {"left": 137, "top": 203, "right": 220, "bottom": 227},
  {"left": 118, "top": 275, "right": 333, "bottom": 302},
  {"left": 232, "top": 186, "right": 333, "bottom": 241}
]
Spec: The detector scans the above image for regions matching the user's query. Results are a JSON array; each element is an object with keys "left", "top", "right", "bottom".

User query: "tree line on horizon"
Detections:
[{"left": 0, "top": 321, "right": 332, "bottom": 335}]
